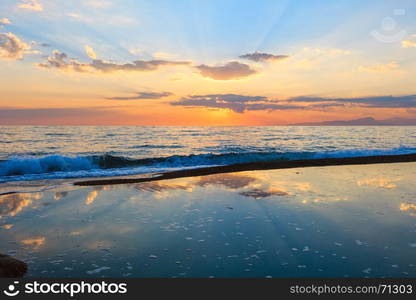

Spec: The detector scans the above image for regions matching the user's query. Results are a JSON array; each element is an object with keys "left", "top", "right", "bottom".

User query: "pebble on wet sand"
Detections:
[{"left": 0, "top": 253, "right": 28, "bottom": 278}]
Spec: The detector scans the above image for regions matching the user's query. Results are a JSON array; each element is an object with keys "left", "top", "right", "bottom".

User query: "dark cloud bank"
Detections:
[
  {"left": 38, "top": 50, "right": 191, "bottom": 73},
  {"left": 171, "top": 94, "right": 416, "bottom": 113},
  {"left": 106, "top": 92, "right": 173, "bottom": 100},
  {"left": 239, "top": 51, "right": 289, "bottom": 62}
]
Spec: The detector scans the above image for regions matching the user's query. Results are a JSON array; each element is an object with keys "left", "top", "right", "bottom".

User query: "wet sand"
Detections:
[
  {"left": 1, "top": 162, "right": 416, "bottom": 278},
  {"left": 74, "top": 153, "right": 416, "bottom": 186}
]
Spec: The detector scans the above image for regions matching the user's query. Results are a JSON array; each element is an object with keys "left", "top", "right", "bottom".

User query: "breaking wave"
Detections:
[{"left": 1, "top": 146, "right": 416, "bottom": 183}]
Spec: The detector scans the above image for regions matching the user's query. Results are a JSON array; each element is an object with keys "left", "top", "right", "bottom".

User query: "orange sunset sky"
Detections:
[{"left": 1, "top": 0, "right": 416, "bottom": 125}]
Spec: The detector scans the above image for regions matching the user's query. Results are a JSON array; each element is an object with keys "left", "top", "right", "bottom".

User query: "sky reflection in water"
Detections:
[{"left": 1, "top": 163, "right": 416, "bottom": 278}]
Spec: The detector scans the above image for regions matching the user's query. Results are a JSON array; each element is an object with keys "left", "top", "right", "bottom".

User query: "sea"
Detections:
[{"left": 1, "top": 126, "right": 416, "bottom": 183}]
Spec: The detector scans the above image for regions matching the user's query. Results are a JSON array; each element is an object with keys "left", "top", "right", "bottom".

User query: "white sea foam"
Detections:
[{"left": 1, "top": 128, "right": 416, "bottom": 184}]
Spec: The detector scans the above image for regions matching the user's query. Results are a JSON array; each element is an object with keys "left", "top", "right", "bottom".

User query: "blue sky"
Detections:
[{"left": 3, "top": 0, "right": 415, "bottom": 61}]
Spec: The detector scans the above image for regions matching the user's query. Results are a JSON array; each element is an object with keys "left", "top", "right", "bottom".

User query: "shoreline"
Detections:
[
  {"left": 74, "top": 153, "right": 416, "bottom": 186},
  {"left": 2, "top": 157, "right": 416, "bottom": 278}
]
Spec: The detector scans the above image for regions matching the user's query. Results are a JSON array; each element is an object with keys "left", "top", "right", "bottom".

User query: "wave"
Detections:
[{"left": 1, "top": 147, "right": 416, "bottom": 183}]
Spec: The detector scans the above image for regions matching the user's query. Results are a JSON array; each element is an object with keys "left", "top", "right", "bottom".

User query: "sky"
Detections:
[{"left": 1, "top": 0, "right": 416, "bottom": 125}]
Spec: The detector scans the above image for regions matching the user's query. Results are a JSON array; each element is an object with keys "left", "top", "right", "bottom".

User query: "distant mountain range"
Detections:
[{"left": 292, "top": 117, "right": 416, "bottom": 126}]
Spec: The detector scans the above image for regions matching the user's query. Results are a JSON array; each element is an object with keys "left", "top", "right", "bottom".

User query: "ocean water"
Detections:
[
  {"left": 2, "top": 163, "right": 416, "bottom": 277},
  {"left": 1, "top": 126, "right": 416, "bottom": 183}
]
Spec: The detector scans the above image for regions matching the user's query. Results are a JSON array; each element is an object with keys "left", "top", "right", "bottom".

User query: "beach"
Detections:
[
  {"left": 2, "top": 1, "right": 416, "bottom": 294},
  {"left": 1, "top": 161, "right": 416, "bottom": 278}
]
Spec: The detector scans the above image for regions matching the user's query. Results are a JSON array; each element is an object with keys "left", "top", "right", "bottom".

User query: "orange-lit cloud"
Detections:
[
  {"left": 358, "top": 61, "right": 400, "bottom": 72},
  {"left": 21, "top": 236, "right": 45, "bottom": 249},
  {"left": 135, "top": 182, "right": 186, "bottom": 192},
  {"left": 85, "top": 190, "right": 98, "bottom": 205},
  {"left": 196, "top": 61, "right": 257, "bottom": 80},
  {"left": 357, "top": 178, "right": 399, "bottom": 189},
  {"left": 400, "top": 203, "right": 416, "bottom": 216},
  {"left": 0, "top": 193, "right": 41, "bottom": 217},
  {"left": 0, "top": 32, "right": 31, "bottom": 60},
  {"left": 17, "top": 0, "right": 43, "bottom": 11},
  {"left": 85, "top": 45, "right": 97, "bottom": 59},
  {"left": 0, "top": 18, "right": 11, "bottom": 26},
  {"left": 402, "top": 39, "right": 416, "bottom": 48}
]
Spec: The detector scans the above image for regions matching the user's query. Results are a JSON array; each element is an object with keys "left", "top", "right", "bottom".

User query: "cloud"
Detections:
[
  {"left": 107, "top": 91, "right": 173, "bottom": 100},
  {"left": 17, "top": 0, "right": 43, "bottom": 11},
  {"left": 302, "top": 47, "right": 351, "bottom": 56},
  {"left": 239, "top": 51, "right": 289, "bottom": 62},
  {"left": 400, "top": 203, "right": 416, "bottom": 216},
  {"left": 0, "top": 32, "right": 31, "bottom": 60},
  {"left": 171, "top": 93, "right": 416, "bottom": 113},
  {"left": 357, "top": 178, "right": 399, "bottom": 189},
  {"left": 0, "top": 193, "right": 41, "bottom": 217},
  {"left": 66, "top": 12, "right": 135, "bottom": 26},
  {"left": 85, "top": 45, "right": 97, "bottom": 59},
  {"left": 287, "top": 95, "right": 416, "bottom": 108},
  {"left": 171, "top": 94, "right": 300, "bottom": 113},
  {"left": 91, "top": 59, "right": 190, "bottom": 73},
  {"left": 21, "top": 237, "right": 45, "bottom": 250},
  {"left": 67, "top": 13, "right": 81, "bottom": 19},
  {"left": 195, "top": 61, "right": 256, "bottom": 80},
  {"left": 197, "top": 174, "right": 257, "bottom": 189},
  {"left": 0, "top": 18, "right": 11, "bottom": 26},
  {"left": 37, "top": 50, "right": 91, "bottom": 72},
  {"left": 85, "top": 0, "right": 112, "bottom": 9},
  {"left": 357, "top": 61, "right": 400, "bottom": 72},
  {"left": 0, "top": 107, "right": 130, "bottom": 125},
  {"left": 38, "top": 50, "right": 191, "bottom": 73},
  {"left": 285, "top": 47, "right": 352, "bottom": 70},
  {"left": 86, "top": 190, "right": 98, "bottom": 205},
  {"left": 239, "top": 188, "right": 288, "bottom": 199},
  {"left": 402, "top": 39, "right": 416, "bottom": 48}
]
